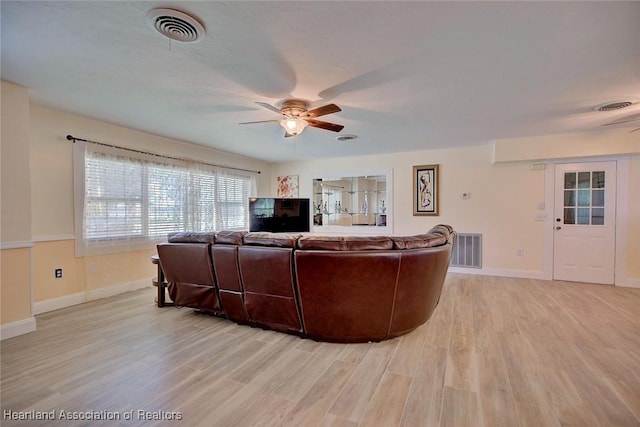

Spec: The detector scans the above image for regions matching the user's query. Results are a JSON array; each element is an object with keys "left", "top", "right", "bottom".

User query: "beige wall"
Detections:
[
  {"left": 0, "top": 248, "right": 32, "bottom": 325},
  {"left": 32, "top": 240, "right": 82, "bottom": 302},
  {"left": 494, "top": 128, "right": 639, "bottom": 162},
  {"left": 272, "top": 144, "right": 546, "bottom": 276},
  {"left": 82, "top": 249, "right": 157, "bottom": 292},
  {"left": 1, "top": 81, "right": 33, "bottom": 328},
  {"left": 272, "top": 137, "right": 639, "bottom": 284},
  {"left": 26, "top": 104, "right": 272, "bottom": 309},
  {"left": 1, "top": 81, "right": 31, "bottom": 242},
  {"left": 625, "top": 157, "right": 640, "bottom": 279}
]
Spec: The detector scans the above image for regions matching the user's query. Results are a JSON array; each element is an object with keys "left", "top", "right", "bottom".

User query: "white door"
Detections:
[{"left": 553, "top": 162, "right": 616, "bottom": 284}]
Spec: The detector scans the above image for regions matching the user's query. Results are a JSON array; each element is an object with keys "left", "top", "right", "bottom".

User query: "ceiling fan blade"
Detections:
[
  {"left": 239, "top": 119, "right": 280, "bottom": 125},
  {"left": 305, "top": 103, "right": 342, "bottom": 118},
  {"left": 601, "top": 112, "right": 640, "bottom": 126},
  {"left": 255, "top": 102, "right": 283, "bottom": 114},
  {"left": 306, "top": 119, "right": 345, "bottom": 133}
]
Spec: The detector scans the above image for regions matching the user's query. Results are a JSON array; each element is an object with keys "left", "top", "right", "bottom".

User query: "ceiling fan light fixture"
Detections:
[{"left": 280, "top": 118, "right": 307, "bottom": 136}]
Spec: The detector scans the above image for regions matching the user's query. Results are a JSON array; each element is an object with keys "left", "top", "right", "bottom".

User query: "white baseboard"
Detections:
[
  {"left": 85, "top": 279, "right": 150, "bottom": 302},
  {"left": 33, "top": 279, "right": 152, "bottom": 316},
  {"left": 32, "top": 234, "right": 76, "bottom": 243},
  {"left": 0, "top": 317, "right": 36, "bottom": 340},
  {"left": 448, "top": 267, "right": 546, "bottom": 280},
  {"left": 448, "top": 267, "right": 640, "bottom": 288},
  {"left": 616, "top": 278, "right": 640, "bottom": 288},
  {"left": 33, "top": 292, "right": 85, "bottom": 315}
]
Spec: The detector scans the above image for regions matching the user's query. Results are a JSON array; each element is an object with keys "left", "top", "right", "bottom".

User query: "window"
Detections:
[{"left": 74, "top": 141, "right": 256, "bottom": 255}]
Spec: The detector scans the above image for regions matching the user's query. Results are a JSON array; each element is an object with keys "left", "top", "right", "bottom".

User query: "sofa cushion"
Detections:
[
  {"left": 430, "top": 224, "right": 453, "bottom": 238},
  {"left": 215, "top": 230, "right": 247, "bottom": 245},
  {"left": 243, "top": 232, "right": 300, "bottom": 248},
  {"left": 391, "top": 233, "right": 446, "bottom": 249},
  {"left": 296, "top": 235, "right": 393, "bottom": 251},
  {"left": 167, "top": 232, "right": 216, "bottom": 244}
]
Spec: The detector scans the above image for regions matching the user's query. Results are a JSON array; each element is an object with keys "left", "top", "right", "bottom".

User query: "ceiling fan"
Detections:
[{"left": 239, "top": 99, "right": 344, "bottom": 137}]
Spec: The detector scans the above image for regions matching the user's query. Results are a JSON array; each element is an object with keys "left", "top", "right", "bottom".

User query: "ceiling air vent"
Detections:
[
  {"left": 335, "top": 134, "right": 358, "bottom": 142},
  {"left": 147, "top": 8, "right": 205, "bottom": 43},
  {"left": 593, "top": 100, "right": 636, "bottom": 112}
]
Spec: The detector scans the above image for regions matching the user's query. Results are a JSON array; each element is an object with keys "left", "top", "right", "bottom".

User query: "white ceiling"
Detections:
[{"left": 2, "top": 1, "right": 639, "bottom": 162}]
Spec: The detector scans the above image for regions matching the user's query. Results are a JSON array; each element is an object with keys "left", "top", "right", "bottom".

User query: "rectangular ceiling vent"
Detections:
[{"left": 450, "top": 233, "right": 482, "bottom": 268}]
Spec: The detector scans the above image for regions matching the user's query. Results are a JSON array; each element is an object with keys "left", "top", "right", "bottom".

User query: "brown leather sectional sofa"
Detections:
[{"left": 156, "top": 224, "right": 454, "bottom": 343}]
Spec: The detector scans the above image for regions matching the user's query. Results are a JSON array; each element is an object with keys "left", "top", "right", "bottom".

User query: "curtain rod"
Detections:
[{"left": 66, "top": 134, "right": 261, "bottom": 174}]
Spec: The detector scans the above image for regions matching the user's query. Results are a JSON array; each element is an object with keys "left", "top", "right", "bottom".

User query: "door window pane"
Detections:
[
  {"left": 564, "top": 208, "right": 575, "bottom": 224},
  {"left": 577, "top": 208, "right": 590, "bottom": 225},
  {"left": 578, "top": 172, "right": 590, "bottom": 189},
  {"left": 592, "top": 190, "right": 604, "bottom": 207},
  {"left": 564, "top": 190, "right": 576, "bottom": 206},
  {"left": 592, "top": 171, "right": 605, "bottom": 188},
  {"left": 577, "top": 190, "right": 590, "bottom": 206},
  {"left": 592, "top": 208, "right": 605, "bottom": 225},
  {"left": 564, "top": 173, "right": 576, "bottom": 189}
]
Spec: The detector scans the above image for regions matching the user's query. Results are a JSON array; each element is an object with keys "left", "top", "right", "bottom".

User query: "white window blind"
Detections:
[{"left": 73, "top": 140, "right": 257, "bottom": 256}]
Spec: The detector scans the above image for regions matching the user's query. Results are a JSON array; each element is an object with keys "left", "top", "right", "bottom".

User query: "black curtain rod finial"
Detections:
[{"left": 67, "top": 134, "right": 88, "bottom": 143}]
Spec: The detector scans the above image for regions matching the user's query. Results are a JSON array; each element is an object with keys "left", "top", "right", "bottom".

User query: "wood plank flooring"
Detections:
[{"left": 2, "top": 274, "right": 639, "bottom": 426}]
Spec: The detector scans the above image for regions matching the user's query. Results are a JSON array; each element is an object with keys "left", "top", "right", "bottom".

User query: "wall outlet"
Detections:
[
  {"left": 515, "top": 249, "right": 524, "bottom": 256},
  {"left": 55, "top": 268, "right": 63, "bottom": 278}
]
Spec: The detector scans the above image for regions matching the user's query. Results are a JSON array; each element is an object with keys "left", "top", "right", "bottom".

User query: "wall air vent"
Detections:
[
  {"left": 147, "top": 8, "right": 205, "bottom": 43},
  {"left": 450, "top": 233, "right": 482, "bottom": 268}
]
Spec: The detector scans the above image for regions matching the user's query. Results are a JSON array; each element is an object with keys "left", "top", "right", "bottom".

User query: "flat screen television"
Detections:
[{"left": 249, "top": 198, "right": 310, "bottom": 233}]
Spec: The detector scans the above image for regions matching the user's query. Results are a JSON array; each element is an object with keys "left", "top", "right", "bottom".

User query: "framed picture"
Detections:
[
  {"left": 276, "top": 175, "right": 299, "bottom": 198},
  {"left": 413, "top": 164, "right": 439, "bottom": 216}
]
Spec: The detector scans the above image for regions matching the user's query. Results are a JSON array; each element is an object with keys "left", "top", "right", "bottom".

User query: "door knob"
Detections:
[{"left": 555, "top": 226, "right": 562, "bottom": 230}]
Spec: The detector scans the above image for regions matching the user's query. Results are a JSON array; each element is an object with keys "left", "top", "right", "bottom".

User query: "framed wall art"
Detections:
[
  {"left": 413, "top": 164, "right": 439, "bottom": 216},
  {"left": 276, "top": 175, "right": 299, "bottom": 198}
]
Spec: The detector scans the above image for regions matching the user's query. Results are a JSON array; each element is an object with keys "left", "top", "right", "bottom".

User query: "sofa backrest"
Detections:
[
  {"left": 165, "top": 224, "right": 454, "bottom": 251},
  {"left": 296, "top": 235, "right": 393, "bottom": 251},
  {"left": 167, "top": 232, "right": 216, "bottom": 244},
  {"left": 389, "top": 244, "right": 452, "bottom": 336},
  {"left": 214, "top": 230, "right": 246, "bottom": 245},
  {"left": 294, "top": 250, "right": 401, "bottom": 342},
  {"left": 157, "top": 242, "right": 221, "bottom": 313},
  {"left": 242, "top": 231, "right": 300, "bottom": 248},
  {"left": 210, "top": 230, "right": 247, "bottom": 292},
  {"left": 210, "top": 230, "right": 248, "bottom": 322},
  {"left": 237, "top": 232, "right": 303, "bottom": 333}
]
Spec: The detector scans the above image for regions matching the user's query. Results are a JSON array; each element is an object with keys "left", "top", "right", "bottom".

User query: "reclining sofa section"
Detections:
[{"left": 157, "top": 225, "right": 454, "bottom": 343}]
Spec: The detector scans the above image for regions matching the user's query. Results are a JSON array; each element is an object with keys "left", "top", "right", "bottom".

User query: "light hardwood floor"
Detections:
[{"left": 2, "top": 274, "right": 639, "bottom": 426}]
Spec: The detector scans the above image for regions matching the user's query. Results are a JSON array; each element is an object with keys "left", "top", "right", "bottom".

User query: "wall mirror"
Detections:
[{"left": 312, "top": 173, "right": 392, "bottom": 234}]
